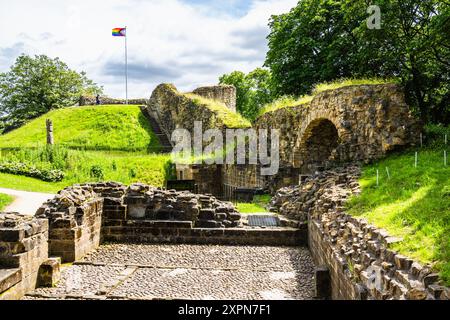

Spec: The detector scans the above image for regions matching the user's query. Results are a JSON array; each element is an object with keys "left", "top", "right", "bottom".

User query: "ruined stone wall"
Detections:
[
  {"left": 192, "top": 85, "right": 237, "bottom": 111},
  {"left": 270, "top": 167, "right": 449, "bottom": 300},
  {"left": 176, "top": 164, "right": 223, "bottom": 196},
  {"left": 35, "top": 186, "right": 104, "bottom": 262},
  {"left": 255, "top": 84, "right": 420, "bottom": 187},
  {"left": 79, "top": 95, "right": 148, "bottom": 106},
  {"left": 147, "top": 84, "right": 248, "bottom": 145},
  {"left": 0, "top": 214, "right": 49, "bottom": 300}
]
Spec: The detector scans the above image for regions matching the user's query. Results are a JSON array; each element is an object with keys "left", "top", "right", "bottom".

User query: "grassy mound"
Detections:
[
  {"left": 346, "top": 143, "right": 450, "bottom": 284},
  {"left": 0, "top": 105, "right": 160, "bottom": 152}
]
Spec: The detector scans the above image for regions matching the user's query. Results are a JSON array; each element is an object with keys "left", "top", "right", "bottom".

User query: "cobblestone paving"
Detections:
[{"left": 24, "top": 244, "right": 316, "bottom": 300}]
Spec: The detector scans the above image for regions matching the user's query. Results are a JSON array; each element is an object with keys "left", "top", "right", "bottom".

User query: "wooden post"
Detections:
[{"left": 46, "top": 119, "right": 54, "bottom": 145}]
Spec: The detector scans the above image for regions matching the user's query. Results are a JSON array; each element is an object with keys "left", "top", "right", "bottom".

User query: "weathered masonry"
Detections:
[
  {"left": 269, "top": 166, "right": 449, "bottom": 300},
  {"left": 1, "top": 182, "right": 305, "bottom": 300},
  {"left": 148, "top": 83, "right": 419, "bottom": 198}
]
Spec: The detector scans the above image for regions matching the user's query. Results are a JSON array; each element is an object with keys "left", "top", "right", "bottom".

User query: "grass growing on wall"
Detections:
[
  {"left": 185, "top": 93, "right": 251, "bottom": 129},
  {"left": 258, "top": 95, "right": 313, "bottom": 116},
  {"left": 346, "top": 146, "right": 450, "bottom": 285},
  {"left": 0, "top": 193, "right": 14, "bottom": 210},
  {"left": 312, "top": 78, "right": 396, "bottom": 94},
  {"left": 258, "top": 78, "right": 395, "bottom": 116},
  {"left": 0, "top": 105, "right": 161, "bottom": 152}
]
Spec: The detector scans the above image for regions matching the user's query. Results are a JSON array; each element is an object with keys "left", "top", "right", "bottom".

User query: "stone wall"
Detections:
[
  {"left": 103, "top": 182, "right": 241, "bottom": 228},
  {"left": 255, "top": 84, "right": 420, "bottom": 188},
  {"left": 79, "top": 95, "right": 148, "bottom": 106},
  {"left": 35, "top": 186, "right": 104, "bottom": 262},
  {"left": 192, "top": 85, "right": 237, "bottom": 111},
  {"left": 176, "top": 164, "right": 223, "bottom": 196},
  {"left": 147, "top": 84, "right": 248, "bottom": 146},
  {"left": 270, "top": 166, "right": 449, "bottom": 300},
  {"left": 0, "top": 213, "right": 49, "bottom": 300}
]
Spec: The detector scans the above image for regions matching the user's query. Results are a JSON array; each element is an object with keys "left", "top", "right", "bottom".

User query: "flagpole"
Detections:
[{"left": 125, "top": 26, "right": 128, "bottom": 105}]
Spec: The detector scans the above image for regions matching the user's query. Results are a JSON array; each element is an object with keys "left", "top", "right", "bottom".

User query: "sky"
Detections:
[{"left": 0, "top": 0, "right": 298, "bottom": 99}]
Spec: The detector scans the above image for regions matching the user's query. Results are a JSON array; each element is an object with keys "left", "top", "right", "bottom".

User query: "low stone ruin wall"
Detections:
[
  {"left": 34, "top": 182, "right": 248, "bottom": 262},
  {"left": 0, "top": 214, "right": 49, "bottom": 300},
  {"left": 36, "top": 187, "right": 103, "bottom": 262},
  {"left": 270, "top": 166, "right": 449, "bottom": 300},
  {"left": 79, "top": 95, "right": 148, "bottom": 106}
]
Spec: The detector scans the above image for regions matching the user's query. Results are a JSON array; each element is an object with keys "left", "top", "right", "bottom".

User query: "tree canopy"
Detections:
[
  {"left": 265, "top": 0, "right": 450, "bottom": 124},
  {"left": 0, "top": 54, "right": 102, "bottom": 131},
  {"left": 219, "top": 68, "right": 274, "bottom": 121}
]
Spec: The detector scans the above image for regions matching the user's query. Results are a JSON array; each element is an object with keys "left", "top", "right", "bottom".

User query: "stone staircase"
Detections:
[{"left": 139, "top": 106, "right": 173, "bottom": 153}]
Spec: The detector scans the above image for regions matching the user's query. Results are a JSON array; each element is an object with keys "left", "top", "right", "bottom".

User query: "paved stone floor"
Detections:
[{"left": 24, "top": 244, "right": 316, "bottom": 300}]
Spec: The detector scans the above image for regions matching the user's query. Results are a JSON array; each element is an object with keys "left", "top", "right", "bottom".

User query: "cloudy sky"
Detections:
[{"left": 0, "top": 0, "right": 297, "bottom": 98}]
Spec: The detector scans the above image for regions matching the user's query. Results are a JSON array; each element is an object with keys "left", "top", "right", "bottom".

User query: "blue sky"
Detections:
[{"left": 0, "top": 0, "right": 297, "bottom": 98}]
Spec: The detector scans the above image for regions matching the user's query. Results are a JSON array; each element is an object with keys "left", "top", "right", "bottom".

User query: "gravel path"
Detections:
[
  {"left": 0, "top": 188, "right": 54, "bottom": 215},
  {"left": 25, "top": 244, "right": 316, "bottom": 300}
]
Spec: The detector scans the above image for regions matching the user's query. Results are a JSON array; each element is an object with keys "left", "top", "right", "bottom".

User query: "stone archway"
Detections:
[{"left": 297, "top": 118, "right": 340, "bottom": 173}]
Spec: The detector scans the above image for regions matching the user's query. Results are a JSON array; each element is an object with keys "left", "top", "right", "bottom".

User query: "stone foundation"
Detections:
[
  {"left": 34, "top": 182, "right": 243, "bottom": 263},
  {"left": 0, "top": 213, "right": 49, "bottom": 300}
]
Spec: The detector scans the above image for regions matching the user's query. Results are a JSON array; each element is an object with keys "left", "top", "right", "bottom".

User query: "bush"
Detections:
[
  {"left": 0, "top": 161, "right": 64, "bottom": 182},
  {"left": 424, "top": 124, "right": 450, "bottom": 148},
  {"left": 90, "top": 165, "right": 104, "bottom": 180}
]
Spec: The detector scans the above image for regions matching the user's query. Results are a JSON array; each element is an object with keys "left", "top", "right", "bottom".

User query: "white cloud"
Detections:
[{"left": 0, "top": 0, "right": 297, "bottom": 98}]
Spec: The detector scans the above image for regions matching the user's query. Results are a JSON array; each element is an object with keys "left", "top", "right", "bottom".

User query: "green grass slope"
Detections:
[
  {"left": 0, "top": 105, "right": 160, "bottom": 152},
  {"left": 347, "top": 147, "right": 450, "bottom": 284},
  {"left": 0, "top": 193, "right": 13, "bottom": 210}
]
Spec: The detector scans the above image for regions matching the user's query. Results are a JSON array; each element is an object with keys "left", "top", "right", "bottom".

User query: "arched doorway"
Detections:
[{"left": 298, "top": 118, "right": 340, "bottom": 173}]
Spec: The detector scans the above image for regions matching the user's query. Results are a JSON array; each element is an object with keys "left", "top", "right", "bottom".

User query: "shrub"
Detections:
[
  {"left": 0, "top": 161, "right": 64, "bottom": 182},
  {"left": 424, "top": 124, "right": 450, "bottom": 148},
  {"left": 90, "top": 165, "right": 104, "bottom": 180}
]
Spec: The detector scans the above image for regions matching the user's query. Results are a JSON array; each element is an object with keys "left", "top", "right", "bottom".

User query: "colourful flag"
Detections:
[{"left": 112, "top": 28, "right": 126, "bottom": 37}]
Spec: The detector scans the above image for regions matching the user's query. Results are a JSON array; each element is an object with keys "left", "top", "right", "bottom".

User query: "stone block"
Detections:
[{"left": 37, "top": 258, "right": 61, "bottom": 287}]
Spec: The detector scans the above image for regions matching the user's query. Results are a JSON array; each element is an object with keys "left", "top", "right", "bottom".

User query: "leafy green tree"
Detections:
[
  {"left": 0, "top": 54, "right": 102, "bottom": 130},
  {"left": 265, "top": 0, "right": 450, "bottom": 124},
  {"left": 219, "top": 68, "right": 274, "bottom": 121}
]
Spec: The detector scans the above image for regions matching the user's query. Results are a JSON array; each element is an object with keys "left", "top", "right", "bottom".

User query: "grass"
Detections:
[
  {"left": 259, "top": 78, "right": 395, "bottom": 116},
  {"left": 185, "top": 93, "right": 251, "bottom": 129},
  {"left": 312, "top": 78, "right": 396, "bottom": 94},
  {"left": 0, "top": 148, "right": 174, "bottom": 193},
  {"left": 0, "top": 105, "right": 161, "bottom": 152},
  {"left": 346, "top": 147, "right": 450, "bottom": 284},
  {"left": 258, "top": 95, "right": 313, "bottom": 116},
  {"left": 0, "top": 193, "right": 14, "bottom": 210},
  {"left": 236, "top": 194, "right": 272, "bottom": 213}
]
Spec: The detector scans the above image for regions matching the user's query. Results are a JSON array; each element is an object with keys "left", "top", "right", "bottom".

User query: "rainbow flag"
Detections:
[{"left": 112, "top": 28, "right": 126, "bottom": 37}]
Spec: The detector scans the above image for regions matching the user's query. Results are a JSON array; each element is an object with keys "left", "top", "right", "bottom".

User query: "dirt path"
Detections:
[{"left": 0, "top": 188, "right": 54, "bottom": 215}]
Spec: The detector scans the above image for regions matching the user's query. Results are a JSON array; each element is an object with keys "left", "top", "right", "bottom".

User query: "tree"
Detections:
[
  {"left": 219, "top": 68, "right": 274, "bottom": 121},
  {"left": 265, "top": 0, "right": 450, "bottom": 124},
  {"left": 0, "top": 54, "right": 102, "bottom": 130}
]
